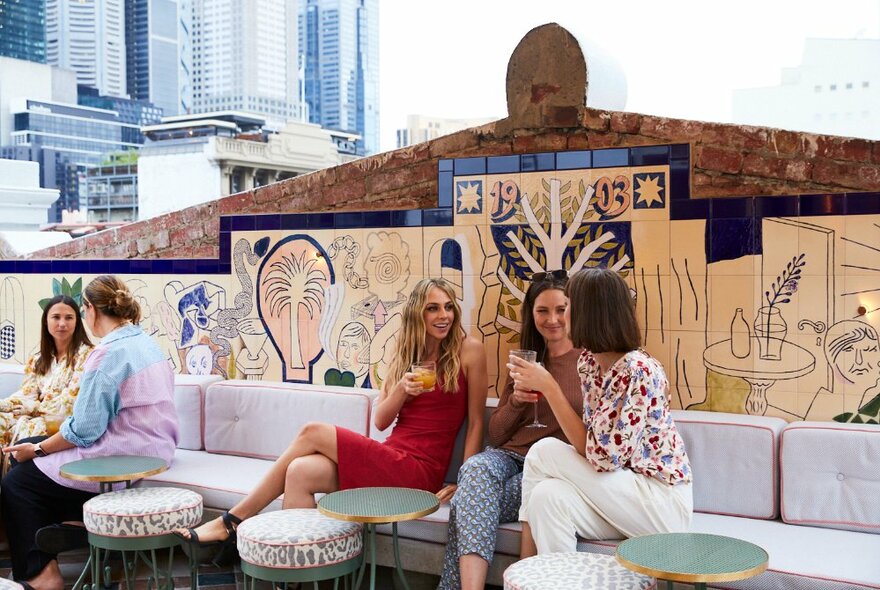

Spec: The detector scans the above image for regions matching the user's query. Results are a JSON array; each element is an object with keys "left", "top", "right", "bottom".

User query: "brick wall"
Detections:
[{"left": 29, "top": 23, "right": 880, "bottom": 261}]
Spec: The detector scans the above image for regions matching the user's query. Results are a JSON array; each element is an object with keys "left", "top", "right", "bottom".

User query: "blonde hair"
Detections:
[
  {"left": 385, "top": 278, "right": 463, "bottom": 393},
  {"left": 84, "top": 275, "right": 141, "bottom": 324}
]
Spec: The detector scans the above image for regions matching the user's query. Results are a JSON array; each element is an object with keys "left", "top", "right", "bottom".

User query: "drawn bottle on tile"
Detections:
[{"left": 730, "top": 308, "right": 751, "bottom": 359}]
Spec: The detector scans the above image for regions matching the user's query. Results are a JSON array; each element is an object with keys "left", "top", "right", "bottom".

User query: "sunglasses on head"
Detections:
[{"left": 530, "top": 269, "right": 568, "bottom": 282}]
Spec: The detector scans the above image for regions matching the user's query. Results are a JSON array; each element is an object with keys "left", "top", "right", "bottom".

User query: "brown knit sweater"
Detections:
[{"left": 488, "top": 347, "right": 584, "bottom": 457}]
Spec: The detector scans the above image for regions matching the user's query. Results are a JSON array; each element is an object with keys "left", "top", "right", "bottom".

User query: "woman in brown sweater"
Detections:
[{"left": 437, "top": 270, "right": 583, "bottom": 590}]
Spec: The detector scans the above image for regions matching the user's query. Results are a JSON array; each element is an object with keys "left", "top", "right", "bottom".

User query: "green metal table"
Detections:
[
  {"left": 616, "top": 533, "right": 768, "bottom": 589},
  {"left": 60, "top": 455, "right": 168, "bottom": 493},
  {"left": 60, "top": 455, "right": 170, "bottom": 590},
  {"left": 317, "top": 487, "right": 439, "bottom": 590}
]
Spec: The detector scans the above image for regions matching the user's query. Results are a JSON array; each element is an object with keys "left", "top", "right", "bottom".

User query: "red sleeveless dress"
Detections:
[{"left": 335, "top": 371, "right": 468, "bottom": 492}]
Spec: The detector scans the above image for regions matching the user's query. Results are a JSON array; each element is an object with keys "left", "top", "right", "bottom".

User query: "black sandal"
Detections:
[{"left": 174, "top": 511, "right": 242, "bottom": 566}]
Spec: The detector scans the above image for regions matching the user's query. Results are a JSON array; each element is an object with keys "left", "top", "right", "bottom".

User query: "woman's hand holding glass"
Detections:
[{"left": 508, "top": 355, "right": 556, "bottom": 402}]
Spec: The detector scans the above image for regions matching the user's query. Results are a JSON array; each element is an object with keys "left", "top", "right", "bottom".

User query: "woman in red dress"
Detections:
[{"left": 176, "top": 277, "right": 487, "bottom": 556}]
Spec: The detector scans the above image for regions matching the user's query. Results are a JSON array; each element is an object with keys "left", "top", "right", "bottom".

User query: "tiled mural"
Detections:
[{"left": 3, "top": 143, "right": 880, "bottom": 423}]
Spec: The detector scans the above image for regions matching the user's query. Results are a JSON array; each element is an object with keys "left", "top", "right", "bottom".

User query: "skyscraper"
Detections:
[
  {"left": 126, "top": 0, "right": 183, "bottom": 116},
  {"left": 299, "top": 0, "right": 378, "bottom": 156},
  {"left": 189, "top": 0, "right": 301, "bottom": 128},
  {"left": 46, "top": 0, "right": 127, "bottom": 97},
  {"left": 0, "top": 0, "right": 47, "bottom": 63}
]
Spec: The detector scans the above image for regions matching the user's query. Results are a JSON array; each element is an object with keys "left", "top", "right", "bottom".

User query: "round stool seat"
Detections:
[
  {"left": 237, "top": 509, "right": 362, "bottom": 569},
  {"left": 83, "top": 487, "right": 202, "bottom": 537},
  {"left": 0, "top": 579, "right": 23, "bottom": 590},
  {"left": 503, "top": 552, "right": 654, "bottom": 590}
]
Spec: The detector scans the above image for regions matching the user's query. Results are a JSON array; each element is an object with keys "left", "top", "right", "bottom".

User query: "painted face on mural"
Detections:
[
  {"left": 532, "top": 289, "right": 568, "bottom": 347},
  {"left": 423, "top": 287, "right": 455, "bottom": 343},
  {"left": 336, "top": 322, "right": 370, "bottom": 379},
  {"left": 186, "top": 344, "right": 213, "bottom": 375},
  {"left": 825, "top": 320, "right": 880, "bottom": 391},
  {"left": 47, "top": 302, "right": 77, "bottom": 351}
]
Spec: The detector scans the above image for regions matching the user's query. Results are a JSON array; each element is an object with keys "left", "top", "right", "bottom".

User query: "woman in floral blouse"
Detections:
[
  {"left": 508, "top": 268, "right": 692, "bottom": 555},
  {"left": 0, "top": 295, "right": 93, "bottom": 455}
]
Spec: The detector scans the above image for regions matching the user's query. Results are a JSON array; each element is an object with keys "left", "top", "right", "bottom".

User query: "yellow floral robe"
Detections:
[{"left": 0, "top": 343, "right": 92, "bottom": 447}]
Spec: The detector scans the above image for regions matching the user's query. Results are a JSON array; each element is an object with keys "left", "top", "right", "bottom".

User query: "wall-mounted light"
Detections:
[{"left": 857, "top": 305, "right": 867, "bottom": 317}]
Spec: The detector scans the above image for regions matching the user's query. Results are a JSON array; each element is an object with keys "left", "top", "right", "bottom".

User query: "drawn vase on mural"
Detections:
[
  {"left": 730, "top": 308, "right": 751, "bottom": 359},
  {"left": 753, "top": 306, "right": 787, "bottom": 361}
]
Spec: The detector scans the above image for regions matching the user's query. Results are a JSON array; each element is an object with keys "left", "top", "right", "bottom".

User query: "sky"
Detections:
[{"left": 378, "top": 0, "right": 880, "bottom": 152}]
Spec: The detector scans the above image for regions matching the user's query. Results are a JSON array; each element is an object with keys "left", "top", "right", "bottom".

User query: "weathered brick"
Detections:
[
  {"left": 610, "top": 112, "right": 641, "bottom": 134},
  {"left": 476, "top": 139, "right": 514, "bottom": 155},
  {"left": 701, "top": 123, "right": 767, "bottom": 150},
  {"left": 428, "top": 129, "right": 480, "bottom": 158},
  {"left": 543, "top": 105, "right": 580, "bottom": 127},
  {"left": 218, "top": 190, "right": 255, "bottom": 215},
  {"left": 769, "top": 129, "right": 805, "bottom": 155},
  {"left": 816, "top": 136, "right": 873, "bottom": 162},
  {"left": 581, "top": 108, "right": 610, "bottom": 131},
  {"left": 325, "top": 178, "right": 366, "bottom": 206},
  {"left": 367, "top": 161, "right": 436, "bottom": 195},
  {"left": 567, "top": 134, "right": 589, "bottom": 149},
  {"left": 697, "top": 146, "right": 743, "bottom": 174},
  {"left": 171, "top": 223, "right": 206, "bottom": 246},
  {"left": 586, "top": 132, "right": 622, "bottom": 149},
  {"left": 640, "top": 116, "right": 704, "bottom": 141}
]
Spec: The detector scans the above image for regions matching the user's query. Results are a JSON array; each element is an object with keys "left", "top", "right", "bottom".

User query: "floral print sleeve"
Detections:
[{"left": 580, "top": 350, "right": 692, "bottom": 486}]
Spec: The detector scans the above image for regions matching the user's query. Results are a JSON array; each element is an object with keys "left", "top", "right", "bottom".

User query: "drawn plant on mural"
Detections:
[
  {"left": 764, "top": 253, "right": 806, "bottom": 309},
  {"left": 492, "top": 178, "right": 633, "bottom": 338},
  {"left": 264, "top": 250, "right": 327, "bottom": 370},
  {"left": 39, "top": 277, "right": 82, "bottom": 310},
  {"left": 755, "top": 253, "right": 806, "bottom": 360}
]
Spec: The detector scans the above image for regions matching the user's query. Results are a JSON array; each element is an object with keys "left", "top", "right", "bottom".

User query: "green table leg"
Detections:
[
  {"left": 391, "top": 522, "right": 410, "bottom": 590},
  {"left": 694, "top": 584, "right": 707, "bottom": 590}
]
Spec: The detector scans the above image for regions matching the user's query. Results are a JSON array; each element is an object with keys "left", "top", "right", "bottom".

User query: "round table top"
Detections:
[
  {"left": 703, "top": 338, "right": 815, "bottom": 381},
  {"left": 615, "top": 533, "right": 768, "bottom": 583},
  {"left": 317, "top": 487, "right": 439, "bottom": 524},
  {"left": 59, "top": 455, "right": 168, "bottom": 483}
]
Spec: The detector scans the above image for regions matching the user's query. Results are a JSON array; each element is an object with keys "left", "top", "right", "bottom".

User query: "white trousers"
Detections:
[{"left": 519, "top": 437, "right": 693, "bottom": 554}]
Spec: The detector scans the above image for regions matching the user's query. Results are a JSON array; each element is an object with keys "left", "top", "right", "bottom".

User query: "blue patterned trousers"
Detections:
[{"left": 437, "top": 447, "right": 525, "bottom": 590}]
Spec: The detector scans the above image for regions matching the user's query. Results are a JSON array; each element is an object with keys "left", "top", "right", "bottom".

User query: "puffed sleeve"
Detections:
[{"left": 583, "top": 362, "right": 651, "bottom": 472}]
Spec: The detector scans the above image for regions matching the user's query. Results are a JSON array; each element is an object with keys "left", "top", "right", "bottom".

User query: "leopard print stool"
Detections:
[
  {"left": 504, "top": 552, "right": 655, "bottom": 590},
  {"left": 83, "top": 487, "right": 203, "bottom": 590},
  {"left": 237, "top": 509, "right": 363, "bottom": 586}
]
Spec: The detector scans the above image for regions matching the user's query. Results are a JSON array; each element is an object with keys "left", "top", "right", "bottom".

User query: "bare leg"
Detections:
[
  {"left": 520, "top": 522, "right": 537, "bottom": 559},
  {"left": 27, "top": 559, "right": 64, "bottom": 590},
  {"left": 459, "top": 554, "right": 489, "bottom": 590},
  {"left": 282, "top": 454, "right": 339, "bottom": 508},
  {"left": 179, "top": 422, "right": 340, "bottom": 542}
]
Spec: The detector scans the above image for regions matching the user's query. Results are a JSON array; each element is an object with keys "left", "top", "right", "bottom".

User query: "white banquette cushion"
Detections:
[
  {"left": 672, "top": 410, "right": 785, "bottom": 519},
  {"left": 781, "top": 421, "right": 880, "bottom": 534},
  {"left": 0, "top": 362, "right": 24, "bottom": 397},
  {"left": 174, "top": 374, "right": 222, "bottom": 450}
]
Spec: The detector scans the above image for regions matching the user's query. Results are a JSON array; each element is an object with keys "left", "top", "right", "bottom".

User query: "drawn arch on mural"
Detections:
[
  {"left": 426, "top": 229, "right": 484, "bottom": 330},
  {"left": 0, "top": 277, "right": 25, "bottom": 363}
]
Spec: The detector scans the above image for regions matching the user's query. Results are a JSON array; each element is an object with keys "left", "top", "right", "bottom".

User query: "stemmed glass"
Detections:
[{"left": 510, "top": 350, "right": 547, "bottom": 428}]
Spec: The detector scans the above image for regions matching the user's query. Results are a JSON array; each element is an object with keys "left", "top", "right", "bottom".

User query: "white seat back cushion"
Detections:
[
  {"left": 173, "top": 374, "right": 222, "bottom": 450},
  {"left": 0, "top": 363, "right": 24, "bottom": 397},
  {"left": 781, "top": 422, "right": 880, "bottom": 533},
  {"left": 204, "top": 380, "right": 377, "bottom": 458},
  {"left": 672, "top": 410, "right": 785, "bottom": 519}
]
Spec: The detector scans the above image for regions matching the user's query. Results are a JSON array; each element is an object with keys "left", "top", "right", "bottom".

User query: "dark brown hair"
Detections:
[
  {"left": 35, "top": 295, "right": 93, "bottom": 375},
  {"left": 520, "top": 275, "right": 568, "bottom": 362},
  {"left": 84, "top": 275, "right": 141, "bottom": 324},
  {"left": 566, "top": 268, "right": 641, "bottom": 353}
]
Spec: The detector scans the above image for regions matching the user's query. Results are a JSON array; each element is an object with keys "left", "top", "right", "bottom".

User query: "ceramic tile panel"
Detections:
[
  {"left": 453, "top": 175, "right": 487, "bottom": 226},
  {"left": 3, "top": 146, "right": 878, "bottom": 422}
]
